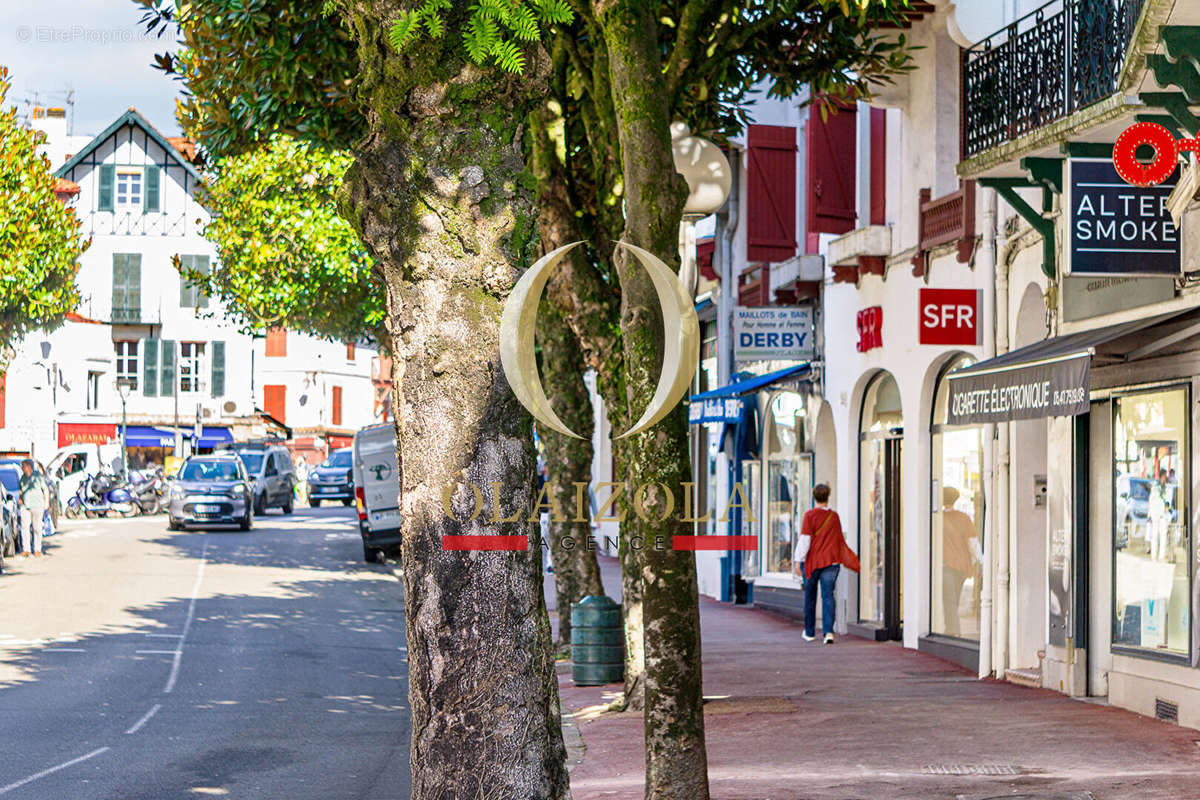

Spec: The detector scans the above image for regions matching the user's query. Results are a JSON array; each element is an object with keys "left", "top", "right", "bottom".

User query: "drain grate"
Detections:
[
  {"left": 1156, "top": 697, "right": 1179, "bottom": 724},
  {"left": 924, "top": 764, "right": 1020, "bottom": 776}
]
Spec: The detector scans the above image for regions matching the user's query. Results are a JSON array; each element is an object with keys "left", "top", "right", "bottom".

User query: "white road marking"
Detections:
[
  {"left": 43, "top": 648, "right": 85, "bottom": 653},
  {"left": 0, "top": 747, "right": 110, "bottom": 795},
  {"left": 125, "top": 704, "right": 162, "bottom": 735},
  {"left": 144, "top": 633, "right": 183, "bottom": 638},
  {"left": 136, "top": 650, "right": 177, "bottom": 655},
  {"left": 164, "top": 539, "right": 208, "bottom": 694}
]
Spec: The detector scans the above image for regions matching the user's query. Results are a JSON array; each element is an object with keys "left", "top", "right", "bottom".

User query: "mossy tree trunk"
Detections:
[
  {"left": 537, "top": 300, "right": 606, "bottom": 646},
  {"left": 593, "top": 2, "right": 709, "bottom": 797},
  {"left": 339, "top": 4, "right": 568, "bottom": 797},
  {"left": 530, "top": 89, "right": 645, "bottom": 705}
]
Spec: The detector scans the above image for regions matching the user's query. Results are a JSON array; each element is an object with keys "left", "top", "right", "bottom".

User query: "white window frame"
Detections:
[
  {"left": 179, "top": 341, "right": 207, "bottom": 394},
  {"left": 114, "top": 340, "right": 139, "bottom": 391},
  {"left": 86, "top": 371, "right": 102, "bottom": 410},
  {"left": 115, "top": 168, "right": 143, "bottom": 210}
]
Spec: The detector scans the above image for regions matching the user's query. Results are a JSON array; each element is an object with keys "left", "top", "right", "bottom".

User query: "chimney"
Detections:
[{"left": 31, "top": 107, "right": 69, "bottom": 168}]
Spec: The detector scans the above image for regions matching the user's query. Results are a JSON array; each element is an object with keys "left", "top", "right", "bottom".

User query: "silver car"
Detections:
[{"left": 167, "top": 455, "right": 253, "bottom": 531}]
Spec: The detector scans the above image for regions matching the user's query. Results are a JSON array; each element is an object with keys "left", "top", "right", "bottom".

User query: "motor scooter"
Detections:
[
  {"left": 65, "top": 473, "right": 138, "bottom": 518},
  {"left": 128, "top": 468, "right": 166, "bottom": 514}
]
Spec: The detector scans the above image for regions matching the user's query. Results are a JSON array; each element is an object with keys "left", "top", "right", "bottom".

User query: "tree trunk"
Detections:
[
  {"left": 340, "top": 6, "right": 568, "bottom": 797},
  {"left": 594, "top": 2, "right": 710, "bottom": 797},
  {"left": 530, "top": 95, "right": 644, "bottom": 704},
  {"left": 538, "top": 300, "right": 606, "bottom": 646}
]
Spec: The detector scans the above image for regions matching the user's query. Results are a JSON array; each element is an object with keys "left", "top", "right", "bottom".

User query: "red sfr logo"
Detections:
[
  {"left": 919, "top": 288, "right": 981, "bottom": 346},
  {"left": 857, "top": 306, "right": 883, "bottom": 352}
]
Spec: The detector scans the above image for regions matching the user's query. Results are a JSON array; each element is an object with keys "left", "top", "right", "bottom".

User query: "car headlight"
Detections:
[
  {"left": 229, "top": 483, "right": 246, "bottom": 496},
  {"left": 170, "top": 485, "right": 185, "bottom": 498}
]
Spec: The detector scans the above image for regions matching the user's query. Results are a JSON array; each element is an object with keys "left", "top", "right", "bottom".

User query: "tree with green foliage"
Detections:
[
  {"left": 0, "top": 66, "right": 87, "bottom": 356},
  {"left": 189, "top": 134, "right": 387, "bottom": 346}
]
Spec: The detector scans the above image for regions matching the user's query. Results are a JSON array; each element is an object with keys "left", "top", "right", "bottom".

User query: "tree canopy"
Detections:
[
  {"left": 0, "top": 66, "right": 87, "bottom": 353},
  {"left": 189, "top": 134, "right": 386, "bottom": 346}
]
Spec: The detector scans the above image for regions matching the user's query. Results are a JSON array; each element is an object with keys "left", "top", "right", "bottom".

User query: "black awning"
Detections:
[{"left": 946, "top": 309, "right": 1199, "bottom": 425}]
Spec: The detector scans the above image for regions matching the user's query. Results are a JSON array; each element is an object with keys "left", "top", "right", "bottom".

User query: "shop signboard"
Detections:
[
  {"left": 946, "top": 353, "right": 1090, "bottom": 425},
  {"left": 856, "top": 306, "right": 882, "bottom": 352},
  {"left": 688, "top": 396, "right": 742, "bottom": 425},
  {"left": 734, "top": 307, "right": 813, "bottom": 362},
  {"left": 1067, "top": 158, "right": 1181, "bottom": 276},
  {"left": 1062, "top": 275, "right": 1175, "bottom": 322},
  {"left": 918, "top": 288, "right": 982, "bottom": 346}
]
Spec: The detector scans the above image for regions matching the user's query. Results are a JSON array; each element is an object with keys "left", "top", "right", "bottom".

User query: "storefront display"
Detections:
[
  {"left": 765, "top": 392, "right": 806, "bottom": 575},
  {"left": 1112, "top": 387, "right": 1190, "bottom": 656},
  {"left": 931, "top": 357, "right": 984, "bottom": 641},
  {"left": 859, "top": 372, "right": 903, "bottom": 638}
]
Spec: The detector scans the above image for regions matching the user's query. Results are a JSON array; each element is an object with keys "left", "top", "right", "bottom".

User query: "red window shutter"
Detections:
[
  {"left": 870, "top": 108, "right": 886, "bottom": 226},
  {"left": 332, "top": 386, "right": 343, "bottom": 426},
  {"left": 746, "top": 125, "right": 797, "bottom": 263},
  {"left": 806, "top": 101, "right": 858, "bottom": 236},
  {"left": 0, "top": 372, "right": 6, "bottom": 428},
  {"left": 345, "top": 341, "right": 355, "bottom": 360},
  {"left": 265, "top": 327, "right": 287, "bottom": 357},
  {"left": 264, "top": 384, "right": 286, "bottom": 423}
]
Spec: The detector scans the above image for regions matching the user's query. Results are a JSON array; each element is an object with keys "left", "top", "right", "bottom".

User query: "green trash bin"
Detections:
[{"left": 571, "top": 595, "right": 624, "bottom": 686}]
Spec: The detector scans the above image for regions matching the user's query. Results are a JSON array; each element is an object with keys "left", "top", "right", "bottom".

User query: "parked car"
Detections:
[
  {"left": 0, "top": 458, "right": 60, "bottom": 530},
  {"left": 308, "top": 448, "right": 354, "bottom": 507},
  {"left": 353, "top": 424, "right": 402, "bottom": 563},
  {"left": 167, "top": 454, "right": 253, "bottom": 531},
  {"left": 230, "top": 444, "right": 295, "bottom": 515},
  {"left": 0, "top": 464, "right": 22, "bottom": 557}
]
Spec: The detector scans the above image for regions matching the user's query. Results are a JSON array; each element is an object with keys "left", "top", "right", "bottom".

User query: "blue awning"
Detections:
[
  {"left": 192, "top": 426, "right": 233, "bottom": 448},
  {"left": 124, "top": 426, "right": 178, "bottom": 448},
  {"left": 690, "top": 363, "right": 810, "bottom": 402}
]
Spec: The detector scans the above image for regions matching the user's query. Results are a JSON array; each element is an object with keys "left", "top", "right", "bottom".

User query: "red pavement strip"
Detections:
[{"left": 560, "top": 596, "right": 1200, "bottom": 800}]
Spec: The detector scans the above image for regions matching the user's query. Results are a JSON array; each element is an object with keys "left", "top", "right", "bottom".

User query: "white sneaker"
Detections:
[
  {"left": 824, "top": 633, "right": 835, "bottom": 644},
  {"left": 802, "top": 633, "right": 816, "bottom": 642}
]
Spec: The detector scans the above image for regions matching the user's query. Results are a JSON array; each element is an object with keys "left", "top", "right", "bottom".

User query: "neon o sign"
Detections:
[{"left": 1112, "top": 122, "right": 1200, "bottom": 186}]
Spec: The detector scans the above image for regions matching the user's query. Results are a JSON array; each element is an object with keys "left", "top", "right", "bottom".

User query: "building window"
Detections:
[
  {"left": 179, "top": 342, "right": 206, "bottom": 393},
  {"left": 332, "top": 385, "right": 343, "bottom": 426},
  {"left": 86, "top": 371, "right": 102, "bottom": 410},
  {"left": 931, "top": 356, "right": 984, "bottom": 642},
  {"left": 115, "top": 168, "right": 143, "bottom": 209},
  {"left": 114, "top": 340, "right": 138, "bottom": 391},
  {"left": 345, "top": 341, "right": 355, "bottom": 361},
  {"left": 764, "top": 391, "right": 808, "bottom": 576},
  {"left": 266, "top": 327, "right": 287, "bottom": 357},
  {"left": 111, "top": 253, "right": 142, "bottom": 323},
  {"left": 178, "top": 255, "right": 211, "bottom": 308},
  {"left": 1113, "top": 387, "right": 1190, "bottom": 656}
]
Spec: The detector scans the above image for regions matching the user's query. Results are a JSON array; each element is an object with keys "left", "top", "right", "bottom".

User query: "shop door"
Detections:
[{"left": 859, "top": 434, "right": 903, "bottom": 640}]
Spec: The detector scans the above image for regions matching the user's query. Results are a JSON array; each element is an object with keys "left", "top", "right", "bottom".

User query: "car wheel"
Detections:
[
  {"left": 309, "top": 498, "right": 320, "bottom": 508},
  {"left": 282, "top": 494, "right": 293, "bottom": 515},
  {"left": 239, "top": 507, "right": 252, "bottom": 531},
  {"left": 166, "top": 517, "right": 181, "bottom": 531},
  {"left": 363, "top": 543, "right": 382, "bottom": 563},
  {"left": 254, "top": 493, "right": 266, "bottom": 516},
  {"left": 342, "top": 498, "right": 352, "bottom": 507}
]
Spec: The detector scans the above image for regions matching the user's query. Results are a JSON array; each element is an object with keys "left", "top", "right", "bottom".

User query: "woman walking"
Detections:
[{"left": 793, "top": 484, "right": 860, "bottom": 643}]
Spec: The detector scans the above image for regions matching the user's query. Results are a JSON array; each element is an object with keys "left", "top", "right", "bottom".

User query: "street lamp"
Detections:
[
  {"left": 116, "top": 376, "right": 136, "bottom": 477},
  {"left": 671, "top": 122, "right": 733, "bottom": 299}
]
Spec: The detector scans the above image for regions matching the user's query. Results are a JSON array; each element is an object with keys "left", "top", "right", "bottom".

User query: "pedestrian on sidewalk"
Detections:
[
  {"left": 17, "top": 459, "right": 49, "bottom": 558},
  {"left": 794, "top": 484, "right": 860, "bottom": 643}
]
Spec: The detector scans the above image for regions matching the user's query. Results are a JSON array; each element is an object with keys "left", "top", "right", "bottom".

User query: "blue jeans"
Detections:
[{"left": 804, "top": 564, "right": 840, "bottom": 637}]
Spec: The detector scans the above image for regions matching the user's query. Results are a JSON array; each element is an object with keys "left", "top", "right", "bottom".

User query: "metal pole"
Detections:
[
  {"left": 121, "top": 394, "right": 128, "bottom": 477},
  {"left": 173, "top": 341, "right": 181, "bottom": 457}
]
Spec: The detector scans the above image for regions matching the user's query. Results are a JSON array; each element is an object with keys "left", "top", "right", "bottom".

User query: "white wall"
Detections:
[{"left": 253, "top": 332, "right": 378, "bottom": 431}]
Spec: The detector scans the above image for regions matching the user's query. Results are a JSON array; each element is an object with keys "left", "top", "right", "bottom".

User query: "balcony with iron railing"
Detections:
[{"left": 960, "top": 0, "right": 1147, "bottom": 163}]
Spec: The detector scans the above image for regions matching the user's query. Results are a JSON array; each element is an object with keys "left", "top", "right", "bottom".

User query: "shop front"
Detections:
[{"left": 947, "top": 307, "right": 1200, "bottom": 724}]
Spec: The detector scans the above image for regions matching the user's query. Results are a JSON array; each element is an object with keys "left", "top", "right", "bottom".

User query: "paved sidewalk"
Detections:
[{"left": 557, "top": 562, "right": 1200, "bottom": 800}]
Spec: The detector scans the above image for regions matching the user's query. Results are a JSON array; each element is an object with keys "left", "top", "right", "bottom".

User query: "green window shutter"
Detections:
[
  {"left": 127, "top": 254, "right": 142, "bottom": 316},
  {"left": 98, "top": 164, "right": 114, "bottom": 211},
  {"left": 160, "top": 340, "right": 175, "bottom": 397},
  {"left": 112, "top": 254, "right": 126, "bottom": 319},
  {"left": 178, "top": 254, "right": 192, "bottom": 307},
  {"left": 197, "top": 256, "right": 210, "bottom": 308},
  {"left": 211, "top": 341, "right": 225, "bottom": 397},
  {"left": 144, "top": 166, "right": 160, "bottom": 213},
  {"left": 143, "top": 338, "right": 159, "bottom": 397}
]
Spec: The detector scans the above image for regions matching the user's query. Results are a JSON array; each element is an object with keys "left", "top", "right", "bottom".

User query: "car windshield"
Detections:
[
  {"left": 236, "top": 452, "right": 264, "bottom": 474},
  {"left": 0, "top": 467, "right": 18, "bottom": 492},
  {"left": 323, "top": 450, "right": 352, "bottom": 468},
  {"left": 180, "top": 460, "right": 241, "bottom": 482}
]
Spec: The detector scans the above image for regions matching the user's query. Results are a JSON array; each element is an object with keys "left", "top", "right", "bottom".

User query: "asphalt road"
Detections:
[{"left": 0, "top": 505, "right": 411, "bottom": 799}]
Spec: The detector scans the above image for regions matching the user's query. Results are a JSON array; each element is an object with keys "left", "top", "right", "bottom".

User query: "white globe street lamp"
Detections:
[{"left": 672, "top": 122, "right": 733, "bottom": 297}]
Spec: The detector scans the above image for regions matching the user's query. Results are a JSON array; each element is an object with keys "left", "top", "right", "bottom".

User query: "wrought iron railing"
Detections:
[{"left": 961, "top": 0, "right": 1146, "bottom": 158}]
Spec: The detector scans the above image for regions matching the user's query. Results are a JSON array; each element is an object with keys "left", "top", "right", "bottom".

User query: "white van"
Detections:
[
  {"left": 352, "top": 423, "right": 402, "bottom": 563},
  {"left": 48, "top": 443, "right": 123, "bottom": 510}
]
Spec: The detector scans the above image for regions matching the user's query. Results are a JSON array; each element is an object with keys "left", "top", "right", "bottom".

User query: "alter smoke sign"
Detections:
[{"left": 1068, "top": 158, "right": 1180, "bottom": 276}]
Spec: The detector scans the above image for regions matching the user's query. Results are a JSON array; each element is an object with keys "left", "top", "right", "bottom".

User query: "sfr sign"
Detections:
[{"left": 919, "top": 288, "right": 981, "bottom": 346}]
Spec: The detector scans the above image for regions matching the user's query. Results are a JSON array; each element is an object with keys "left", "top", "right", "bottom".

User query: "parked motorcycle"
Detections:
[
  {"left": 65, "top": 472, "right": 139, "bottom": 518},
  {"left": 128, "top": 468, "right": 167, "bottom": 515}
]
